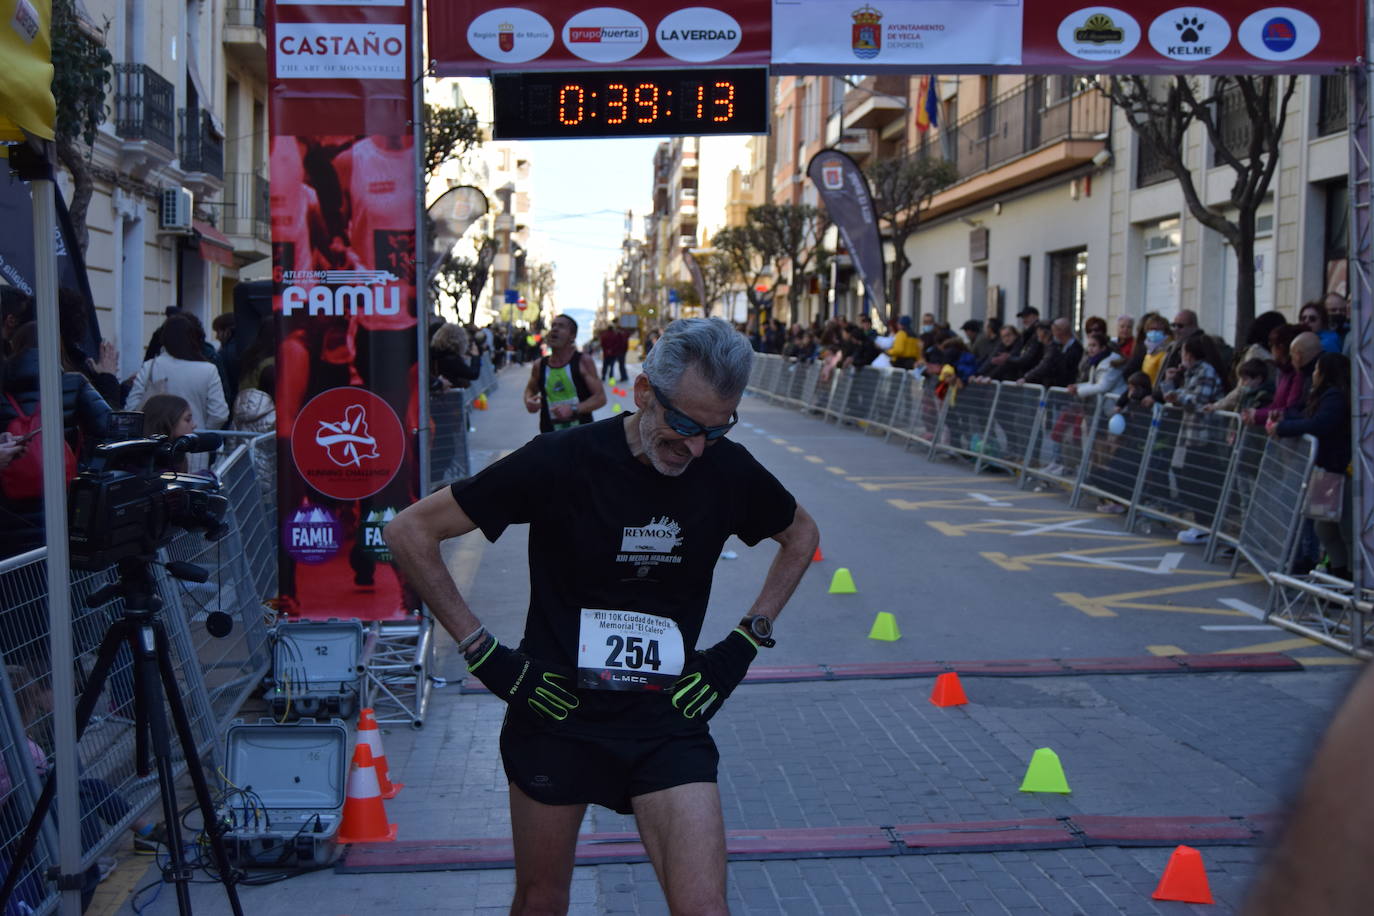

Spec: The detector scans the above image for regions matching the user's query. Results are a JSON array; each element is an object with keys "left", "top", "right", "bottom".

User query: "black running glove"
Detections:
[
  {"left": 466, "top": 634, "right": 579, "bottom": 723},
  {"left": 670, "top": 629, "right": 758, "bottom": 722}
]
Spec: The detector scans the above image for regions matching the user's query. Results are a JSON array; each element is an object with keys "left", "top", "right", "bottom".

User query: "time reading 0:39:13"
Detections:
[{"left": 492, "top": 67, "right": 769, "bottom": 139}]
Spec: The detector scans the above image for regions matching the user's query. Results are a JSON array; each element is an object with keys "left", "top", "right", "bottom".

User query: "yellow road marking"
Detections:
[
  {"left": 1218, "top": 637, "right": 1318, "bottom": 654},
  {"left": 826, "top": 466, "right": 847, "bottom": 475},
  {"left": 804, "top": 455, "right": 824, "bottom": 464},
  {"left": 981, "top": 540, "right": 1181, "bottom": 571},
  {"left": 1147, "top": 645, "right": 1187, "bottom": 656},
  {"left": 1107, "top": 602, "right": 1245, "bottom": 616},
  {"left": 888, "top": 499, "right": 1070, "bottom": 513},
  {"left": 1055, "top": 592, "right": 1117, "bottom": 617},
  {"left": 1295, "top": 656, "right": 1364, "bottom": 666},
  {"left": 1088, "top": 576, "right": 1266, "bottom": 604}
]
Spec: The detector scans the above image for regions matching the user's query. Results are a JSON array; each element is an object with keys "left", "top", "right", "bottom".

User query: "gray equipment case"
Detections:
[
  {"left": 265, "top": 619, "right": 365, "bottom": 720},
  {"left": 221, "top": 718, "right": 350, "bottom": 869}
]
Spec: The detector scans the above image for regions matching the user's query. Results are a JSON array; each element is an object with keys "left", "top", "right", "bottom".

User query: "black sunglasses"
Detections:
[{"left": 650, "top": 383, "right": 738, "bottom": 440}]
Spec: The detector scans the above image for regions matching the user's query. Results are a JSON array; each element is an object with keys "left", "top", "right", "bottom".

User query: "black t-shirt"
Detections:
[{"left": 451, "top": 412, "right": 797, "bottom": 736}]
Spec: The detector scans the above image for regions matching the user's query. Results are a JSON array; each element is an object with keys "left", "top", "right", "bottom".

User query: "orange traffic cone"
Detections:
[
  {"left": 930, "top": 672, "right": 969, "bottom": 707},
  {"left": 1151, "top": 845, "right": 1214, "bottom": 904},
  {"left": 357, "top": 708, "right": 402, "bottom": 798},
  {"left": 337, "top": 743, "right": 398, "bottom": 844},
  {"left": 812, "top": 546, "right": 823, "bottom": 563}
]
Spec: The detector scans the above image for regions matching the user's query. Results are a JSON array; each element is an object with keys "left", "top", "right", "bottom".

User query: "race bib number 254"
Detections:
[{"left": 577, "top": 609, "right": 685, "bottom": 692}]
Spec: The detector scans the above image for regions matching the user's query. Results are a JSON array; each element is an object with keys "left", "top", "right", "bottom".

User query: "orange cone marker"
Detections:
[
  {"left": 357, "top": 708, "right": 402, "bottom": 798},
  {"left": 812, "top": 546, "right": 823, "bottom": 563},
  {"left": 337, "top": 743, "right": 398, "bottom": 844},
  {"left": 1151, "top": 845, "right": 1214, "bottom": 904},
  {"left": 930, "top": 672, "right": 969, "bottom": 707}
]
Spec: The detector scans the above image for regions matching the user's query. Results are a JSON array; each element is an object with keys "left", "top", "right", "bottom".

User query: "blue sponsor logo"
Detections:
[{"left": 1261, "top": 17, "right": 1296, "bottom": 52}]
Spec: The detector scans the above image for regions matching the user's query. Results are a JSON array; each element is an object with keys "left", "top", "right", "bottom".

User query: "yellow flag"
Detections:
[{"left": 0, "top": 0, "right": 56, "bottom": 142}]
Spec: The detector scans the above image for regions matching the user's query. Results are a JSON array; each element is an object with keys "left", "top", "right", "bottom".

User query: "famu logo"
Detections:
[
  {"left": 283, "top": 505, "right": 342, "bottom": 565},
  {"left": 620, "top": 516, "right": 683, "bottom": 553},
  {"left": 359, "top": 508, "right": 398, "bottom": 561},
  {"left": 281, "top": 270, "right": 403, "bottom": 317}
]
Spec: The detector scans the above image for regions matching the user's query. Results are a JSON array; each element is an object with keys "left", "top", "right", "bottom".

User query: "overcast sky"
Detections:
[{"left": 528, "top": 137, "right": 661, "bottom": 338}]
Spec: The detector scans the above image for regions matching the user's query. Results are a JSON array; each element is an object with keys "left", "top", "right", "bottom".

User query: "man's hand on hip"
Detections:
[
  {"left": 670, "top": 630, "right": 757, "bottom": 722},
  {"left": 466, "top": 635, "right": 579, "bottom": 722}
]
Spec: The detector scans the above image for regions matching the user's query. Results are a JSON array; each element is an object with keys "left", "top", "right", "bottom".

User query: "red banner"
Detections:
[
  {"left": 432, "top": 1, "right": 1361, "bottom": 76},
  {"left": 429, "top": 0, "right": 772, "bottom": 76},
  {"left": 268, "top": 0, "right": 419, "bottom": 620}
]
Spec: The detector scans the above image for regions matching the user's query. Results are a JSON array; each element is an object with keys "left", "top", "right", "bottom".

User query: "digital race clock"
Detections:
[{"left": 492, "top": 68, "right": 769, "bottom": 140}]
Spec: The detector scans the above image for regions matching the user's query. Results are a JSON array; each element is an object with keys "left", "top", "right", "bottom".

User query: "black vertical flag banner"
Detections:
[{"left": 806, "top": 149, "right": 885, "bottom": 322}]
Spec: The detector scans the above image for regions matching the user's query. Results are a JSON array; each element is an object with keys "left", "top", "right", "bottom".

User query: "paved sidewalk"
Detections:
[{"left": 104, "top": 365, "right": 1360, "bottom": 915}]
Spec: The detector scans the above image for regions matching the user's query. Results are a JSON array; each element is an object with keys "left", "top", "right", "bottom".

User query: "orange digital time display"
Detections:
[{"left": 492, "top": 68, "right": 768, "bottom": 139}]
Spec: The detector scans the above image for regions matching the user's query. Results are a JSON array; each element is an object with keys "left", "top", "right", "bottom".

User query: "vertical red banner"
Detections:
[{"left": 267, "top": 0, "right": 418, "bottom": 620}]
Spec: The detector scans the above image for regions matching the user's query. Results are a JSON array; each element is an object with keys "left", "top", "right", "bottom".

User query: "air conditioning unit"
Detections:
[{"left": 160, "top": 187, "right": 194, "bottom": 233}]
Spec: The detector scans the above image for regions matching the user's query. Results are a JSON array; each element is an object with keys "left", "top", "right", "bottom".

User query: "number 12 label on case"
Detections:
[{"left": 577, "top": 609, "right": 685, "bottom": 692}]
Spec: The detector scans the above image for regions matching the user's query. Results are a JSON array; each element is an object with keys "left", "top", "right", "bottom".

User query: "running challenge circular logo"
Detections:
[{"left": 292, "top": 387, "right": 405, "bottom": 500}]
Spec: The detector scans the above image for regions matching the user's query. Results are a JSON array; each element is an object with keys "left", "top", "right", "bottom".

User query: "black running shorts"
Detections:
[{"left": 499, "top": 716, "right": 719, "bottom": 815}]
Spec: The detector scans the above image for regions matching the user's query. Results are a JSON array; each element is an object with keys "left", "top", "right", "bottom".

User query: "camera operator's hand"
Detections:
[
  {"left": 0, "top": 433, "right": 25, "bottom": 471},
  {"left": 465, "top": 633, "right": 579, "bottom": 723},
  {"left": 94, "top": 341, "right": 119, "bottom": 376}
]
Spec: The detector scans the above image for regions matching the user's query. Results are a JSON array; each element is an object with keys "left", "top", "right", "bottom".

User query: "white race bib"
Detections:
[{"left": 577, "top": 609, "right": 685, "bottom": 692}]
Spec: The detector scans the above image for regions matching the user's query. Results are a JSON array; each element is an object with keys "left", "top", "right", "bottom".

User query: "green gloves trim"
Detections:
[
  {"left": 466, "top": 634, "right": 579, "bottom": 722},
  {"left": 670, "top": 629, "right": 758, "bottom": 722}
]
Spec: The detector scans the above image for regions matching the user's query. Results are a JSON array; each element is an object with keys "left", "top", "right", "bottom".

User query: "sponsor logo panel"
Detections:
[
  {"left": 1146, "top": 7, "right": 1231, "bottom": 61},
  {"left": 291, "top": 387, "right": 406, "bottom": 501},
  {"left": 283, "top": 505, "right": 343, "bottom": 565},
  {"left": 1057, "top": 7, "right": 1140, "bottom": 60},
  {"left": 563, "top": 7, "right": 649, "bottom": 62},
  {"left": 655, "top": 6, "right": 742, "bottom": 62},
  {"left": 275, "top": 23, "right": 406, "bottom": 79},
  {"left": 467, "top": 7, "right": 555, "bottom": 64},
  {"left": 1236, "top": 7, "right": 1320, "bottom": 61}
]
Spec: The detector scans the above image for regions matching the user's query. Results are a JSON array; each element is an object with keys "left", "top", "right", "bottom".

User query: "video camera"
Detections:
[{"left": 68, "top": 432, "right": 230, "bottom": 571}]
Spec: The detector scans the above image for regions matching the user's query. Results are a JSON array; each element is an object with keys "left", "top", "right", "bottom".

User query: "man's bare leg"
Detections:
[
  {"left": 632, "top": 782, "right": 728, "bottom": 915},
  {"left": 509, "top": 783, "right": 586, "bottom": 915}
]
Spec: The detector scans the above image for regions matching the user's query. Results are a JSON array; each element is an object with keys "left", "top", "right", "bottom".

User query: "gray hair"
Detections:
[{"left": 643, "top": 318, "right": 753, "bottom": 400}]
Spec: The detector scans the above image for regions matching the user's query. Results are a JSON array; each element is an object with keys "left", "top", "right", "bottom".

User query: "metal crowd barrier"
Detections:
[
  {"left": 0, "top": 545, "right": 222, "bottom": 885},
  {"left": 746, "top": 365, "right": 1344, "bottom": 649},
  {"left": 428, "top": 389, "right": 471, "bottom": 492}
]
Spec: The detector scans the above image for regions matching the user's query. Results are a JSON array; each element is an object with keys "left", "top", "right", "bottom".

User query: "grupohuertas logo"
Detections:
[
  {"left": 621, "top": 516, "right": 683, "bottom": 553},
  {"left": 275, "top": 23, "right": 406, "bottom": 79},
  {"left": 359, "top": 508, "right": 397, "bottom": 561},
  {"left": 284, "top": 505, "right": 343, "bottom": 564},
  {"left": 280, "top": 269, "right": 403, "bottom": 318}
]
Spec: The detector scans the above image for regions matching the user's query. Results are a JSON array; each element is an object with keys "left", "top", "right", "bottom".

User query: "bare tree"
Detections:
[
  {"left": 712, "top": 224, "right": 778, "bottom": 331},
  {"left": 1099, "top": 74, "right": 1297, "bottom": 344},
  {"left": 748, "top": 203, "right": 829, "bottom": 325},
  {"left": 865, "top": 155, "right": 958, "bottom": 327},
  {"left": 51, "top": 0, "right": 112, "bottom": 252},
  {"left": 525, "top": 258, "right": 556, "bottom": 326}
]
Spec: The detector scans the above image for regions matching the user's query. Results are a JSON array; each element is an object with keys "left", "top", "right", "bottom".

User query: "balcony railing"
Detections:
[
  {"left": 1136, "top": 139, "right": 1174, "bottom": 188},
  {"left": 1317, "top": 74, "right": 1348, "bottom": 137},
  {"left": 225, "top": 0, "right": 264, "bottom": 28},
  {"left": 113, "top": 63, "right": 175, "bottom": 153},
  {"left": 218, "top": 172, "right": 270, "bottom": 242},
  {"left": 930, "top": 78, "right": 1111, "bottom": 183},
  {"left": 1211, "top": 80, "right": 1276, "bottom": 166},
  {"left": 179, "top": 108, "right": 224, "bottom": 179}
]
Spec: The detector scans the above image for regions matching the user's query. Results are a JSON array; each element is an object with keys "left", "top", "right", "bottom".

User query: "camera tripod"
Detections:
[{"left": 0, "top": 555, "right": 244, "bottom": 916}]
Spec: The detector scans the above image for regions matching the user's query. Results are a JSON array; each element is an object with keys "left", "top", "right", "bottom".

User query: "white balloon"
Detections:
[{"left": 1108, "top": 413, "right": 1127, "bottom": 436}]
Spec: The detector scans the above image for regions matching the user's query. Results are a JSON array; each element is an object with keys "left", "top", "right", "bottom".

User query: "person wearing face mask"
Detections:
[{"left": 1132, "top": 316, "right": 1172, "bottom": 391}]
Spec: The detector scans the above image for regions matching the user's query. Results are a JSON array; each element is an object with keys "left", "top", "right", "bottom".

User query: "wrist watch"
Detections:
[{"left": 738, "top": 615, "right": 776, "bottom": 648}]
